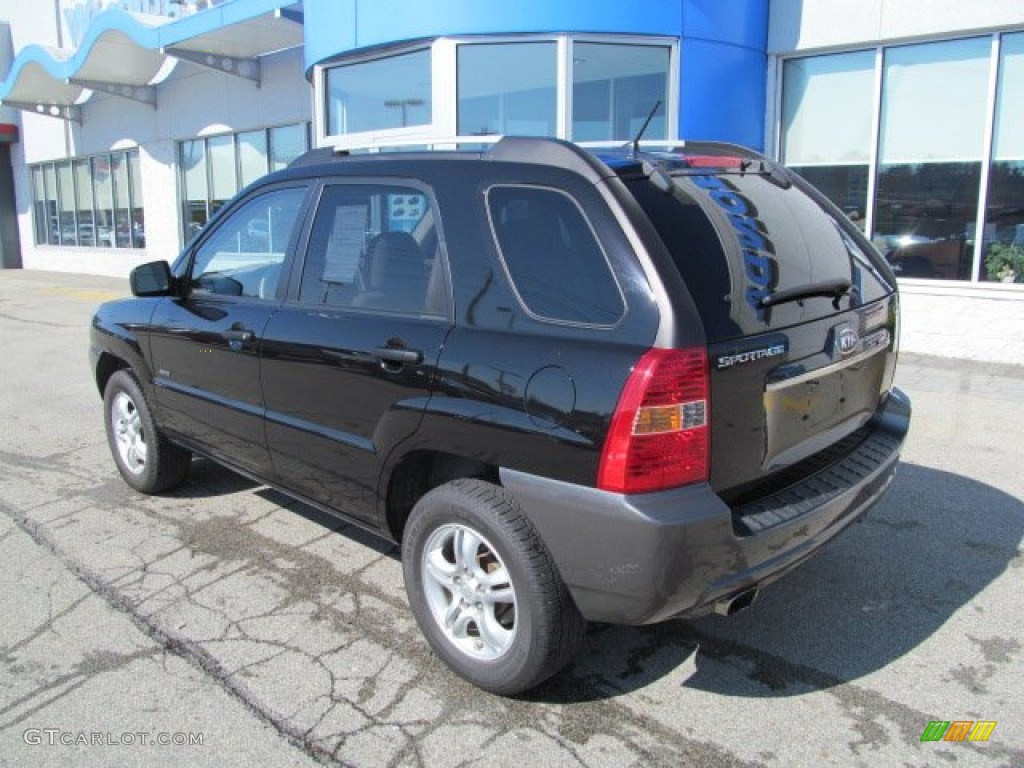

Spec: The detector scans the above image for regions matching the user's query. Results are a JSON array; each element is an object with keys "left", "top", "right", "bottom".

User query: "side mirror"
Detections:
[{"left": 130, "top": 260, "right": 175, "bottom": 297}]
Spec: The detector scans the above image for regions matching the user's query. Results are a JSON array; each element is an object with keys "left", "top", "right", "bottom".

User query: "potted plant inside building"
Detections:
[{"left": 984, "top": 243, "right": 1024, "bottom": 283}]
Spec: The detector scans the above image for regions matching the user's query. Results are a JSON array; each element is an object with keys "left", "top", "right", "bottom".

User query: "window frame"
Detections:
[{"left": 315, "top": 34, "right": 680, "bottom": 151}]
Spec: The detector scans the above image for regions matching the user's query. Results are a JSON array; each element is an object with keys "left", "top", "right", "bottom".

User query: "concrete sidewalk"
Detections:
[{"left": 1, "top": 269, "right": 1021, "bottom": 768}]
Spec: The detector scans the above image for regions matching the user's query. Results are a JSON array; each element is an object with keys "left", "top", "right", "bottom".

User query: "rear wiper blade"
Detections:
[{"left": 759, "top": 278, "right": 851, "bottom": 309}]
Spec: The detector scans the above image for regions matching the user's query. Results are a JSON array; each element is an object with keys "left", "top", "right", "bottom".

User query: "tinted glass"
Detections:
[
  {"left": 627, "top": 172, "right": 892, "bottom": 341},
  {"left": 299, "top": 184, "right": 443, "bottom": 315},
  {"left": 326, "top": 50, "right": 431, "bottom": 135},
  {"left": 191, "top": 187, "right": 307, "bottom": 300},
  {"left": 487, "top": 186, "right": 624, "bottom": 325}
]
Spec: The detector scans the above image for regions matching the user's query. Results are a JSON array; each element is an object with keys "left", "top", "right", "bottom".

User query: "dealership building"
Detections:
[{"left": 1, "top": 0, "right": 1022, "bottom": 361}]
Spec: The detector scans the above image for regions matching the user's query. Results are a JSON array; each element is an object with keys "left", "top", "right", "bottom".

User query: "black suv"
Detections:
[{"left": 91, "top": 137, "right": 911, "bottom": 694}]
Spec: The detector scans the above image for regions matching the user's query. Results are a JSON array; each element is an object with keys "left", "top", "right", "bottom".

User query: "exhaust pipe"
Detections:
[{"left": 714, "top": 587, "right": 759, "bottom": 616}]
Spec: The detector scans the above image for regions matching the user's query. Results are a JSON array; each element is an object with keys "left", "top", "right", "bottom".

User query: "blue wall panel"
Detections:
[
  {"left": 304, "top": 0, "right": 768, "bottom": 147},
  {"left": 304, "top": 0, "right": 687, "bottom": 66},
  {"left": 680, "top": 40, "right": 767, "bottom": 150},
  {"left": 682, "top": 0, "right": 769, "bottom": 51}
]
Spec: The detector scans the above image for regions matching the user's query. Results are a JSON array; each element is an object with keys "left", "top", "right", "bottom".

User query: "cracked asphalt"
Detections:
[{"left": 0, "top": 269, "right": 1021, "bottom": 767}]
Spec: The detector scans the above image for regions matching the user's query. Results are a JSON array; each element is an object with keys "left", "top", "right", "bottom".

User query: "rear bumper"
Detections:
[{"left": 500, "top": 388, "right": 911, "bottom": 625}]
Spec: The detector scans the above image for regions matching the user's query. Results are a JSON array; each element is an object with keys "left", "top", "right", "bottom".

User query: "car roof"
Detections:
[{"left": 260, "top": 136, "right": 779, "bottom": 189}]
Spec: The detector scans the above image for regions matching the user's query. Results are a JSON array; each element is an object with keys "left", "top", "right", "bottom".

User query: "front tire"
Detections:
[
  {"left": 103, "top": 370, "right": 190, "bottom": 494},
  {"left": 402, "top": 478, "right": 585, "bottom": 695}
]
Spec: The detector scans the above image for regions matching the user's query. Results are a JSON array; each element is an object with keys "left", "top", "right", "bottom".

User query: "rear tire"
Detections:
[
  {"left": 402, "top": 478, "right": 585, "bottom": 695},
  {"left": 103, "top": 370, "right": 190, "bottom": 494}
]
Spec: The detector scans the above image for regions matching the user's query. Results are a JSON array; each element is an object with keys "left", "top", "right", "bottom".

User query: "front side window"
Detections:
[
  {"left": 457, "top": 42, "right": 557, "bottom": 137},
  {"left": 326, "top": 49, "right": 432, "bottom": 136},
  {"left": 487, "top": 185, "right": 624, "bottom": 325},
  {"left": 299, "top": 184, "right": 444, "bottom": 315},
  {"left": 572, "top": 42, "right": 670, "bottom": 141},
  {"left": 191, "top": 187, "right": 307, "bottom": 300}
]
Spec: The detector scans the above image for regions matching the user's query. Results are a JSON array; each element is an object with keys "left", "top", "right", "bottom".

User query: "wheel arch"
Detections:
[
  {"left": 383, "top": 449, "right": 499, "bottom": 543},
  {"left": 94, "top": 351, "right": 129, "bottom": 397}
]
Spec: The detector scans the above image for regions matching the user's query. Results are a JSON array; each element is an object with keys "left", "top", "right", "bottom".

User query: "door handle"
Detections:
[
  {"left": 372, "top": 347, "right": 423, "bottom": 366},
  {"left": 222, "top": 328, "right": 254, "bottom": 352}
]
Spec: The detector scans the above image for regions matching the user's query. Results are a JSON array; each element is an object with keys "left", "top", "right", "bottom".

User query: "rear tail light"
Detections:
[{"left": 598, "top": 347, "right": 710, "bottom": 494}]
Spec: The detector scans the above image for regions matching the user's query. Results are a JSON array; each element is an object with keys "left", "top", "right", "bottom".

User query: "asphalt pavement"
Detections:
[{"left": 0, "top": 269, "right": 1021, "bottom": 767}]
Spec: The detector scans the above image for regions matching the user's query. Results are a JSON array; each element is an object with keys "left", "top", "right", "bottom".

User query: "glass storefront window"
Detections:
[
  {"left": 128, "top": 152, "right": 145, "bottom": 249},
  {"left": 56, "top": 162, "right": 75, "bottom": 247},
  {"left": 74, "top": 159, "right": 95, "bottom": 246},
  {"left": 29, "top": 150, "right": 141, "bottom": 250},
  {"left": 93, "top": 156, "right": 115, "bottom": 249},
  {"left": 457, "top": 42, "right": 557, "bottom": 137},
  {"left": 181, "top": 139, "right": 209, "bottom": 242},
  {"left": 326, "top": 49, "right": 431, "bottom": 135},
  {"left": 238, "top": 130, "right": 269, "bottom": 188},
  {"left": 320, "top": 35, "right": 677, "bottom": 152},
  {"left": 179, "top": 123, "right": 310, "bottom": 243},
  {"left": 111, "top": 154, "right": 132, "bottom": 248},
  {"left": 782, "top": 51, "right": 875, "bottom": 228},
  {"left": 43, "top": 165, "right": 57, "bottom": 245},
  {"left": 31, "top": 167, "right": 47, "bottom": 246},
  {"left": 874, "top": 37, "right": 991, "bottom": 280},
  {"left": 208, "top": 134, "right": 237, "bottom": 218},
  {"left": 572, "top": 42, "right": 670, "bottom": 141},
  {"left": 984, "top": 32, "right": 1024, "bottom": 284},
  {"left": 269, "top": 124, "right": 308, "bottom": 171}
]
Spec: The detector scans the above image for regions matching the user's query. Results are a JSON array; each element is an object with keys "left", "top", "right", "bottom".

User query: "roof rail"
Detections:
[
  {"left": 329, "top": 135, "right": 503, "bottom": 154},
  {"left": 319, "top": 134, "right": 616, "bottom": 183}
]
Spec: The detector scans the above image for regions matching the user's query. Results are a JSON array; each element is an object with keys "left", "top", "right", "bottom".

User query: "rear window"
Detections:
[
  {"left": 487, "top": 185, "right": 624, "bottom": 326},
  {"left": 627, "top": 173, "right": 893, "bottom": 340}
]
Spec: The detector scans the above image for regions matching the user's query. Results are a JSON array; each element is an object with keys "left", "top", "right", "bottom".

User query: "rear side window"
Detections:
[{"left": 487, "top": 185, "right": 624, "bottom": 325}]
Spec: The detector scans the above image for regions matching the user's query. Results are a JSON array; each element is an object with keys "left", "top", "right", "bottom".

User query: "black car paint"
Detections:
[{"left": 90, "top": 138, "right": 911, "bottom": 625}]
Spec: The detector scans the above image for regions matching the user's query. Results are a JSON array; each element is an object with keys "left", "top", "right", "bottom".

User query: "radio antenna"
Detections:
[{"left": 632, "top": 100, "right": 662, "bottom": 155}]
